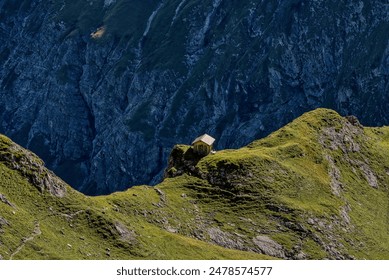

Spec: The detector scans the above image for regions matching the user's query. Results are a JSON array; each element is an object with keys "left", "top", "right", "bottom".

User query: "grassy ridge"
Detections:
[
  {"left": 1, "top": 108, "right": 389, "bottom": 259},
  {"left": 0, "top": 135, "right": 270, "bottom": 259},
  {"left": 165, "top": 108, "right": 389, "bottom": 259}
]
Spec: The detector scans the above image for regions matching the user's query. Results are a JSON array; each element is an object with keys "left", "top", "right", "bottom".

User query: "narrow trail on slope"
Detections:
[{"left": 10, "top": 221, "right": 41, "bottom": 260}]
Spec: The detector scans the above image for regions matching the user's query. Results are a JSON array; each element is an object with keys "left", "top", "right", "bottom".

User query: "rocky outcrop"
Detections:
[
  {"left": 164, "top": 145, "right": 204, "bottom": 179},
  {"left": 0, "top": 135, "right": 67, "bottom": 197},
  {"left": 253, "top": 236, "right": 286, "bottom": 259},
  {"left": 0, "top": 193, "right": 15, "bottom": 208},
  {"left": 0, "top": 0, "right": 388, "bottom": 194}
]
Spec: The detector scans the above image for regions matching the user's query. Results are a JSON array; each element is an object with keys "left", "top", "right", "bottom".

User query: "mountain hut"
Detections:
[{"left": 192, "top": 134, "right": 215, "bottom": 156}]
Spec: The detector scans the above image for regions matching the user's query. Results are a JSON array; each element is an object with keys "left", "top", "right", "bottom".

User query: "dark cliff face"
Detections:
[{"left": 0, "top": 0, "right": 388, "bottom": 194}]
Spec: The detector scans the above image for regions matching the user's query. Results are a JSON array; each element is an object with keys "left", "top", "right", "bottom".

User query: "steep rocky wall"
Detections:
[{"left": 0, "top": 0, "right": 388, "bottom": 194}]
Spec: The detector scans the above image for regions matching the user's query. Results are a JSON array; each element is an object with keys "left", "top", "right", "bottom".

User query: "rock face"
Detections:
[
  {"left": 0, "top": 0, "right": 388, "bottom": 194},
  {"left": 0, "top": 135, "right": 67, "bottom": 197},
  {"left": 253, "top": 236, "right": 286, "bottom": 259}
]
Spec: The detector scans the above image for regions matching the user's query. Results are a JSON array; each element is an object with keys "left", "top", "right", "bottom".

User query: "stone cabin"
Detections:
[{"left": 192, "top": 134, "right": 215, "bottom": 156}]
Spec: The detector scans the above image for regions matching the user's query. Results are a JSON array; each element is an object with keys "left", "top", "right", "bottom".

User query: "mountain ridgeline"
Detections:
[
  {"left": 0, "top": 0, "right": 388, "bottom": 194},
  {"left": 1, "top": 109, "right": 389, "bottom": 260}
]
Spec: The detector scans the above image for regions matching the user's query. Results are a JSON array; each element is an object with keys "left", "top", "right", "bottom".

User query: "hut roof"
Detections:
[{"left": 192, "top": 134, "right": 215, "bottom": 146}]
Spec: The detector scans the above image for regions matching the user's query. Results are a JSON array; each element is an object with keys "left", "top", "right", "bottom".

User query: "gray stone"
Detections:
[
  {"left": 0, "top": 194, "right": 16, "bottom": 208},
  {"left": 0, "top": 141, "right": 67, "bottom": 197},
  {"left": 114, "top": 222, "right": 137, "bottom": 243},
  {"left": 252, "top": 235, "right": 286, "bottom": 259},
  {"left": 208, "top": 227, "right": 244, "bottom": 250},
  {"left": 0, "top": 217, "right": 9, "bottom": 227}
]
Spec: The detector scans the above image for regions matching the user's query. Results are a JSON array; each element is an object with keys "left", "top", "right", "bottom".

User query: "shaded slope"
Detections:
[{"left": 0, "top": 0, "right": 388, "bottom": 194}]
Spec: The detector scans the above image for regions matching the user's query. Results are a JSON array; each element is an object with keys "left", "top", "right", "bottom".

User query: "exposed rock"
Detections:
[
  {"left": 319, "top": 121, "right": 364, "bottom": 153},
  {"left": 114, "top": 222, "right": 136, "bottom": 244},
  {"left": 208, "top": 227, "right": 244, "bottom": 250},
  {"left": 307, "top": 218, "right": 315, "bottom": 225},
  {"left": 324, "top": 155, "right": 343, "bottom": 196},
  {"left": 165, "top": 226, "right": 178, "bottom": 233},
  {"left": 154, "top": 188, "right": 167, "bottom": 207},
  {"left": 0, "top": 194, "right": 16, "bottom": 208},
  {"left": 164, "top": 146, "right": 204, "bottom": 179},
  {"left": 0, "top": 216, "right": 9, "bottom": 227},
  {"left": 345, "top": 115, "right": 362, "bottom": 128},
  {"left": 104, "top": 0, "right": 117, "bottom": 8},
  {"left": 319, "top": 118, "right": 378, "bottom": 189},
  {"left": 340, "top": 204, "right": 352, "bottom": 226},
  {"left": 354, "top": 160, "right": 379, "bottom": 188},
  {"left": 252, "top": 235, "right": 286, "bottom": 259},
  {"left": 296, "top": 252, "right": 307, "bottom": 260},
  {"left": 0, "top": 137, "right": 67, "bottom": 197},
  {"left": 307, "top": 215, "right": 356, "bottom": 260}
]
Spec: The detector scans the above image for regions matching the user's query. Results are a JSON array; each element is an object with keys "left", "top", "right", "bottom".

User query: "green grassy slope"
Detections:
[
  {"left": 1, "top": 108, "right": 389, "bottom": 259},
  {"left": 161, "top": 108, "right": 389, "bottom": 259},
  {"left": 0, "top": 134, "right": 270, "bottom": 260}
]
